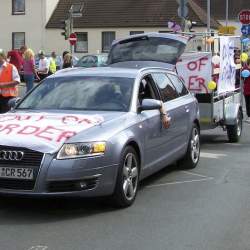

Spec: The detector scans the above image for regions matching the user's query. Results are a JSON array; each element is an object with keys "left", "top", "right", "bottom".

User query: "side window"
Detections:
[
  {"left": 138, "top": 75, "right": 158, "bottom": 104},
  {"left": 151, "top": 73, "right": 178, "bottom": 102},
  {"left": 167, "top": 74, "right": 189, "bottom": 96}
]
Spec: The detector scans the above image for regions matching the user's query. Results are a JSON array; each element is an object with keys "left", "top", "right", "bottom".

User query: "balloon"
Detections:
[
  {"left": 242, "top": 38, "right": 250, "bottom": 44},
  {"left": 241, "top": 53, "right": 248, "bottom": 62},
  {"left": 207, "top": 37, "right": 214, "bottom": 44},
  {"left": 208, "top": 81, "right": 217, "bottom": 91},
  {"left": 241, "top": 69, "right": 250, "bottom": 78}
]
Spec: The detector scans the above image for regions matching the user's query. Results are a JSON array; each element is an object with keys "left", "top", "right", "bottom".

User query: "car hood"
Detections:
[{"left": 0, "top": 111, "right": 125, "bottom": 154}]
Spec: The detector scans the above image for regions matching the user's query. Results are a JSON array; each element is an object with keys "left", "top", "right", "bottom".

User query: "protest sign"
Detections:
[
  {"left": 218, "top": 37, "right": 236, "bottom": 94},
  {"left": 0, "top": 113, "right": 104, "bottom": 153},
  {"left": 176, "top": 52, "right": 212, "bottom": 94}
]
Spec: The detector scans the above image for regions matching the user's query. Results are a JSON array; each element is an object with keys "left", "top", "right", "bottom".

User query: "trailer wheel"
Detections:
[{"left": 226, "top": 111, "right": 243, "bottom": 143}]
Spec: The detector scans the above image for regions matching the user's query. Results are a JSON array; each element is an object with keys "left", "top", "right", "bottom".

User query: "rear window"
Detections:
[{"left": 108, "top": 37, "right": 186, "bottom": 65}]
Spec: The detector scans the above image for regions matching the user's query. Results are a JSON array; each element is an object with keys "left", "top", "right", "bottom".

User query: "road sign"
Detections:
[
  {"left": 241, "top": 25, "right": 250, "bottom": 36},
  {"left": 238, "top": 10, "right": 250, "bottom": 25},
  {"left": 69, "top": 33, "right": 77, "bottom": 46}
]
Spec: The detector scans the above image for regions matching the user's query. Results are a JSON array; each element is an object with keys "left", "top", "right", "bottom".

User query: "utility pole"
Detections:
[
  {"left": 177, "top": 0, "right": 188, "bottom": 31},
  {"left": 225, "top": 0, "right": 229, "bottom": 27},
  {"left": 69, "top": 6, "right": 74, "bottom": 54},
  {"left": 207, "top": 0, "right": 211, "bottom": 34}
]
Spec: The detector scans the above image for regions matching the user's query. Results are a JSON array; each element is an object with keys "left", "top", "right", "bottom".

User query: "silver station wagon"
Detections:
[{"left": 0, "top": 33, "right": 200, "bottom": 207}]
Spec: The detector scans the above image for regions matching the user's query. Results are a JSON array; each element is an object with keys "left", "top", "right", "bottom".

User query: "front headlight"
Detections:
[{"left": 57, "top": 142, "right": 106, "bottom": 159}]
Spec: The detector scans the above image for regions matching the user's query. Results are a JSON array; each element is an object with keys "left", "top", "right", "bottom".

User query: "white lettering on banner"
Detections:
[
  {"left": 0, "top": 113, "right": 104, "bottom": 153},
  {"left": 176, "top": 53, "right": 212, "bottom": 94},
  {"left": 218, "top": 37, "right": 236, "bottom": 94}
]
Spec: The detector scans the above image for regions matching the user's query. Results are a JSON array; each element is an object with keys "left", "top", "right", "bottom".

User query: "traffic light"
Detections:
[{"left": 61, "top": 19, "right": 70, "bottom": 40}]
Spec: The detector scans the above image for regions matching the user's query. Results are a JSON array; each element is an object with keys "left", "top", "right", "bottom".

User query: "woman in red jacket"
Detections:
[{"left": 243, "top": 59, "right": 250, "bottom": 122}]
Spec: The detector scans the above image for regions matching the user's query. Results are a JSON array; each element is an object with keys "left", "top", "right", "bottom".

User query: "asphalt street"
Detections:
[{"left": 0, "top": 119, "right": 249, "bottom": 250}]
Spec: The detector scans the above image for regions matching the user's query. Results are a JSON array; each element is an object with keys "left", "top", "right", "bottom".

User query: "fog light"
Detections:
[{"left": 78, "top": 181, "right": 87, "bottom": 189}]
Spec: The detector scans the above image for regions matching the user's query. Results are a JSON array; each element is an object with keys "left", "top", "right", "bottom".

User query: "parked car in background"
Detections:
[{"left": 76, "top": 54, "right": 108, "bottom": 68}]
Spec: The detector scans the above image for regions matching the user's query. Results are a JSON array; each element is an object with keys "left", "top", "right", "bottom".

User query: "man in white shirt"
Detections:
[
  {"left": 0, "top": 49, "right": 20, "bottom": 113},
  {"left": 37, "top": 50, "right": 49, "bottom": 81}
]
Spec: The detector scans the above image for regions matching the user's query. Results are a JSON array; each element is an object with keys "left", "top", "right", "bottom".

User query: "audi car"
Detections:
[{"left": 0, "top": 33, "right": 200, "bottom": 207}]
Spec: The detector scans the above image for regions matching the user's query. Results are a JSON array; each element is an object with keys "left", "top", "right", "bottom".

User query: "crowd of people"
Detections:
[{"left": 0, "top": 45, "right": 74, "bottom": 113}]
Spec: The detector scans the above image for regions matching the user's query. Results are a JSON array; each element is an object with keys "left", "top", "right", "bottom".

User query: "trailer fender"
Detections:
[{"left": 224, "top": 103, "right": 242, "bottom": 126}]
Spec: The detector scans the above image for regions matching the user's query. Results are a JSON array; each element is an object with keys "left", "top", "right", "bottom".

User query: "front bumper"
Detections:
[{"left": 0, "top": 154, "right": 119, "bottom": 197}]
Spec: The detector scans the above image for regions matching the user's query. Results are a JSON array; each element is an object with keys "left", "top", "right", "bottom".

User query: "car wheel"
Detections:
[
  {"left": 179, "top": 124, "right": 200, "bottom": 169},
  {"left": 226, "top": 110, "right": 243, "bottom": 143},
  {"left": 111, "top": 146, "right": 139, "bottom": 208}
]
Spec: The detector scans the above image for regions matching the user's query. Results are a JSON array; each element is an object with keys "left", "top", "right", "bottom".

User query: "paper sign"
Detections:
[
  {"left": 176, "top": 52, "right": 212, "bottom": 94},
  {"left": 218, "top": 37, "right": 236, "bottom": 94},
  {"left": 0, "top": 113, "right": 104, "bottom": 153}
]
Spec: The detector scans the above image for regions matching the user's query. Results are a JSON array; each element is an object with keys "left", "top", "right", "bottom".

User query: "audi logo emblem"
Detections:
[{"left": 0, "top": 150, "right": 24, "bottom": 161}]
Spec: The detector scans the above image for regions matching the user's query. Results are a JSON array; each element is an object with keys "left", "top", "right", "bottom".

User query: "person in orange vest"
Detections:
[{"left": 0, "top": 49, "right": 20, "bottom": 113}]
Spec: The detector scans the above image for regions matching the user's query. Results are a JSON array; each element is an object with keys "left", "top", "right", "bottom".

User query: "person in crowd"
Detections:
[
  {"left": 49, "top": 51, "right": 57, "bottom": 75},
  {"left": 37, "top": 50, "right": 49, "bottom": 81},
  {"left": 243, "top": 58, "right": 250, "bottom": 122},
  {"left": 7, "top": 45, "right": 27, "bottom": 74},
  {"left": 60, "top": 51, "right": 69, "bottom": 69},
  {"left": 0, "top": 49, "right": 20, "bottom": 113},
  {"left": 62, "top": 53, "right": 73, "bottom": 69},
  {"left": 23, "top": 48, "right": 39, "bottom": 93}
]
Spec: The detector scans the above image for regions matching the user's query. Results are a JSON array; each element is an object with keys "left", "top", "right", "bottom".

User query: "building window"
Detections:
[
  {"left": 130, "top": 31, "right": 144, "bottom": 35},
  {"left": 12, "top": 32, "right": 25, "bottom": 50},
  {"left": 75, "top": 33, "right": 88, "bottom": 53},
  {"left": 12, "top": 0, "right": 25, "bottom": 15},
  {"left": 102, "top": 32, "right": 115, "bottom": 53}
]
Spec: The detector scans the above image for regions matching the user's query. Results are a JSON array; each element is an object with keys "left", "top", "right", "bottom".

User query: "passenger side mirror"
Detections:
[
  {"left": 138, "top": 99, "right": 162, "bottom": 113},
  {"left": 8, "top": 97, "right": 21, "bottom": 109}
]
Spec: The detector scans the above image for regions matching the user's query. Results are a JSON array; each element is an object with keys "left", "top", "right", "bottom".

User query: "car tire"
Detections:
[
  {"left": 111, "top": 146, "right": 140, "bottom": 208},
  {"left": 179, "top": 124, "right": 200, "bottom": 169},
  {"left": 226, "top": 110, "right": 243, "bottom": 143}
]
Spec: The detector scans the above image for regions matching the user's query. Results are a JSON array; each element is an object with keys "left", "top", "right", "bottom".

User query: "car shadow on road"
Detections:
[
  {"left": 0, "top": 165, "right": 183, "bottom": 224},
  {"left": 0, "top": 195, "right": 118, "bottom": 225}
]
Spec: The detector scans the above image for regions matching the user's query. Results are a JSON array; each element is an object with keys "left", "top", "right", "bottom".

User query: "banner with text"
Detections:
[
  {"left": 218, "top": 36, "right": 236, "bottom": 94},
  {"left": 0, "top": 113, "right": 104, "bottom": 153},
  {"left": 176, "top": 52, "right": 212, "bottom": 94}
]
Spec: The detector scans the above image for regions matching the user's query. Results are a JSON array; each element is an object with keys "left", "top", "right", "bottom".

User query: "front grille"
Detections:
[
  {"left": 0, "top": 179, "right": 35, "bottom": 190},
  {"left": 48, "top": 178, "right": 98, "bottom": 193},
  {"left": 0, "top": 146, "right": 44, "bottom": 190},
  {"left": 0, "top": 145, "right": 44, "bottom": 166}
]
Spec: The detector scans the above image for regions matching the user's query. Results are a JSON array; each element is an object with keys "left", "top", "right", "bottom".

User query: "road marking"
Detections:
[
  {"left": 146, "top": 177, "right": 214, "bottom": 188},
  {"left": 181, "top": 171, "right": 209, "bottom": 178},
  {"left": 200, "top": 152, "right": 227, "bottom": 159},
  {"left": 28, "top": 246, "right": 48, "bottom": 250}
]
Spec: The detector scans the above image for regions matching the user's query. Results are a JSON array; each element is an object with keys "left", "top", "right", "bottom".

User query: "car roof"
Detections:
[{"left": 52, "top": 64, "right": 174, "bottom": 79}]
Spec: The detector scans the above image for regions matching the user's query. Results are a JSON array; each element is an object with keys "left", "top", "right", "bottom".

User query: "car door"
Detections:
[
  {"left": 167, "top": 73, "right": 193, "bottom": 142},
  {"left": 151, "top": 72, "right": 188, "bottom": 161},
  {"left": 137, "top": 75, "right": 166, "bottom": 171}
]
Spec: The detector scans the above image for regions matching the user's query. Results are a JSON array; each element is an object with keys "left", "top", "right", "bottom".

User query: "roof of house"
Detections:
[
  {"left": 198, "top": 0, "right": 249, "bottom": 20},
  {"left": 46, "top": 0, "right": 220, "bottom": 29}
]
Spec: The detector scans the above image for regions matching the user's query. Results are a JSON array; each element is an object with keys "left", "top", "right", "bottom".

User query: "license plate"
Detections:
[{"left": 0, "top": 167, "right": 34, "bottom": 180}]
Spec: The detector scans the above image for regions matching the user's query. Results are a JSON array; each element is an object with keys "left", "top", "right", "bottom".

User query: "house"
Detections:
[
  {"left": 46, "top": 0, "right": 219, "bottom": 55},
  {"left": 0, "top": 0, "right": 59, "bottom": 53},
  {"left": 0, "top": 0, "right": 220, "bottom": 56}
]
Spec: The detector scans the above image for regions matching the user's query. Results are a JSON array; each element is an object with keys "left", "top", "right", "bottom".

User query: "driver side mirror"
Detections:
[
  {"left": 8, "top": 97, "right": 21, "bottom": 109},
  {"left": 138, "top": 99, "right": 162, "bottom": 113}
]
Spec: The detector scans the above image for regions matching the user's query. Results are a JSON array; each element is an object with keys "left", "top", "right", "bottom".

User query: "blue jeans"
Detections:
[{"left": 24, "top": 74, "right": 34, "bottom": 93}]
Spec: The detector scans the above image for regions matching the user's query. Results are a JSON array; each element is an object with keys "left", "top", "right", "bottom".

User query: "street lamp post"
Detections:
[{"left": 225, "top": 0, "right": 229, "bottom": 27}]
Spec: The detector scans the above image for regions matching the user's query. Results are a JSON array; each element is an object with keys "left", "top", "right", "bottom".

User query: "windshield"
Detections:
[
  {"left": 18, "top": 76, "right": 134, "bottom": 112},
  {"left": 109, "top": 37, "right": 186, "bottom": 65}
]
